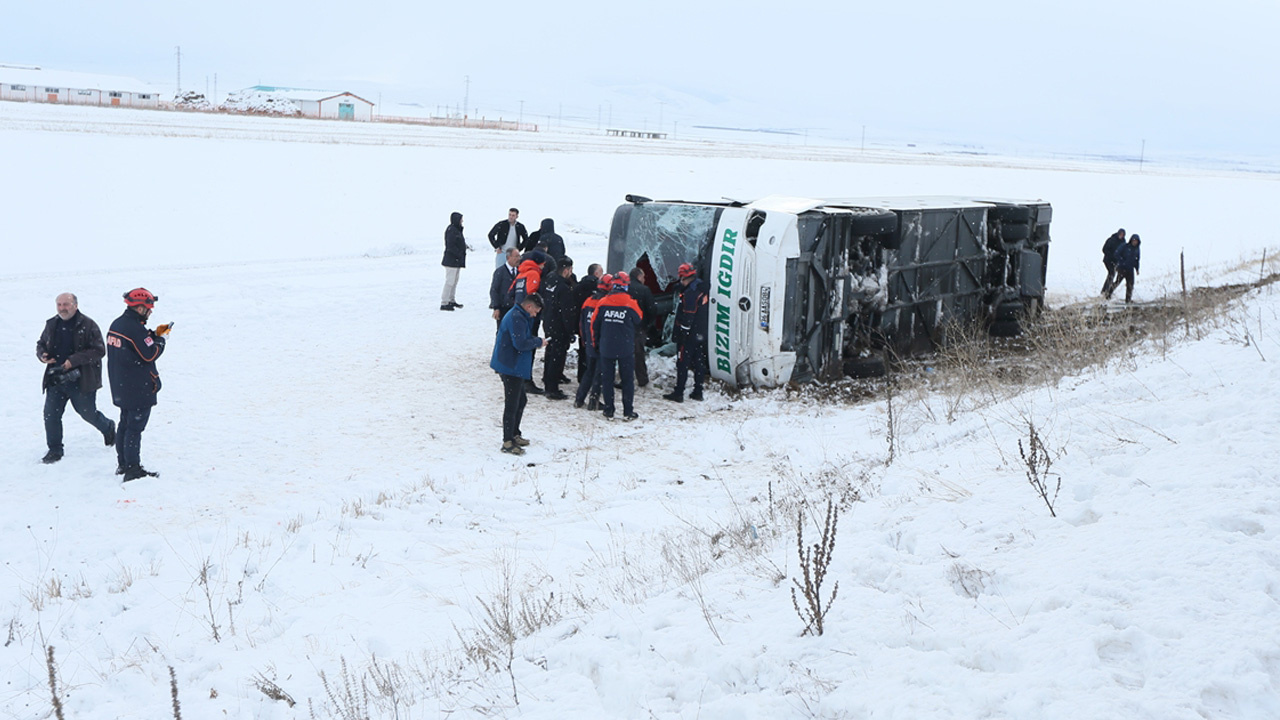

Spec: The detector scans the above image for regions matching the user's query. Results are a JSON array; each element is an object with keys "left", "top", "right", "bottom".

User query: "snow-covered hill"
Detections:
[{"left": 1, "top": 100, "right": 1277, "bottom": 719}]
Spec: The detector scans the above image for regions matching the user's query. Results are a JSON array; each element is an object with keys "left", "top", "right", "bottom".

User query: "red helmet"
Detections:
[
  {"left": 598, "top": 274, "right": 613, "bottom": 288},
  {"left": 677, "top": 263, "right": 697, "bottom": 279},
  {"left": 611, "top": 271, "right": 630, "bottom": 288},
  {"left": 123, "top": 287, "right": 158, "bottom": 309}
]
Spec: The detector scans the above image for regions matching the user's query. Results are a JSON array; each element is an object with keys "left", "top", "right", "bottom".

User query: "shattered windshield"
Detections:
[{"left": 610, "top": 203, "right": 721, "bottom": 289}]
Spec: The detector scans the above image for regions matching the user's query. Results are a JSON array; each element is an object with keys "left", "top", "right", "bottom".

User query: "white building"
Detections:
[
  {"left": 0, "top": 65, "right": 161, "bottom": 108},
  {"left": 245, "top": 86, "right": 375, "bottom": 121}
]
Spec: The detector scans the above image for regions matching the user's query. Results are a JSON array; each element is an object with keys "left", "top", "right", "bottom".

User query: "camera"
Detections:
[{"left": 47, "top": 366, "right": 82, "bottom": 386}]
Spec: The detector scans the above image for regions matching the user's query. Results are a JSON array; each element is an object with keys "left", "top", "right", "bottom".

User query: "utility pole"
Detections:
[
  {"left": 462, "top": 76, "right": 470, "bottom": 118},
  {"left": 1139, "top": 139, "right": 1146, "bottom": 172},
  {"left": 213, "top": 73, "right": 217, "bottom": 102},
  {"left": 175, "top": 46, "right": 181, "bottom": 94}
]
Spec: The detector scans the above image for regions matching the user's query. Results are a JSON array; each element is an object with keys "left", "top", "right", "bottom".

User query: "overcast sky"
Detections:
[{"left": 5, "top": 0, "right": 1277, "bottom": 160}]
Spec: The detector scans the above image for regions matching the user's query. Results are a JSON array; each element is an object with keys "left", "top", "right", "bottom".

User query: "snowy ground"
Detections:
[{"left": 1, "top": 100, "right": 1278, "bottom": 718}]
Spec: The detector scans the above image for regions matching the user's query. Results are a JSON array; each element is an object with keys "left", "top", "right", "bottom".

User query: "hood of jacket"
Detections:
[
  {"left": 539, "top": 218, "right": 555, "bottom": 234},
  {"left": 450, "top": 212, "right": 463, "bottom": 228}
]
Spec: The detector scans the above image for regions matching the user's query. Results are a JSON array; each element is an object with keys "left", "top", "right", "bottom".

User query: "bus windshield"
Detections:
[{"left": 608, "top": 203, "right": 722, "bottom": 289}]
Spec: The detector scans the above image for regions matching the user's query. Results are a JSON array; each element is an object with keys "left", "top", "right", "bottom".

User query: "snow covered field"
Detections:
[{"left": 1, "top": 100, "right": 1278, "bottom": 718}]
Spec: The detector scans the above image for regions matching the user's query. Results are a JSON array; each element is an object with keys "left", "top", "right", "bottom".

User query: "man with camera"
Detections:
[{"left": 37, "top": 292, "right": 116, "bottom": 464}]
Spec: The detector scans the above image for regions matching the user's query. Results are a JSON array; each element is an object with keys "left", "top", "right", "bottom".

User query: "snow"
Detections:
[{"left": 1, "top": 99, "right": 1278, "bottom": 719}]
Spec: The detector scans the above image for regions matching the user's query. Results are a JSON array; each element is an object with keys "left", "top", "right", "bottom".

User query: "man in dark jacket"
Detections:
[
  {"left": 572, "top": 264, "right": 604, "bottom": 381},
  {"left": 525, "top": 218, "right": 565, "bottom": 260},
  {"left": 488, "top": 208, "right": 529, "bottom": 269},
  {"left": 574, "top": 277, "right": 609, "bottom": 410},
  {"left": 441, "top": 212, "right": 468, "bottom": 311},
  {"left": 592, "top": 273, "right": 644, "bottom": 420},
  {"left": 490, "top": 294, "right": 544, "bottom": 455},
  {"left": 540, "top": 257, "right": 577, "bottom": 399},
  {"left": 490, "top": 247, "right": 521, "bottom": 332},
  {"left": 1101, "top": 228, "right": 1126, "bottom": 296},
  {"left": 1104, "top": 234, "right": 1142, "bottom": 303},
  {"left": 664, "top": 263, "right": 709, "bottom": 402},
  {"left": 627, "top": 267, "right": 658, "bottom": 387},
  {"left": 107, "top": 288, "right": 169, "bottom": 481},
  {"left": 37, "top": 292, "right": 115, "bottom": 464}
]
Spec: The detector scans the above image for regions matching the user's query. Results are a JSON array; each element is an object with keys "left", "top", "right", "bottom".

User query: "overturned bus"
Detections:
[{"left": 606, "top": 194, "right": 1051, "bottom": 388}]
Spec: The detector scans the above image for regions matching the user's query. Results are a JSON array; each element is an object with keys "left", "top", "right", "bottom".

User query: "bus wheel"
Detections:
[
  {"left": 843, "top": 355, "right": 887, "bottom": 378},
  {"left": 988, "top": 319, "right": 1023, "bottom": 337}
]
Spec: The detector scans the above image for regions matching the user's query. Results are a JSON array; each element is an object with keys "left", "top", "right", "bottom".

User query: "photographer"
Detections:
[{"left": 37, "top": 293, "right": 115, "bottom": 464}]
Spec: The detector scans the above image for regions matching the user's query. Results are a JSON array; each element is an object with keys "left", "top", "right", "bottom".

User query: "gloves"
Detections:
[{"left": 155, "top": 323, "right": 174, "bottom": 337}]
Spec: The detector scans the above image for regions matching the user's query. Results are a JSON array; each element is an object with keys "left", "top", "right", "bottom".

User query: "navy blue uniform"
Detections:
[
  {"left": 591, "top": 290, "right": 643, "bottom": 417},
  {"left": 672, "top": 278, "right": 709, "bottom": 397},
  {"left": 107, "top": 309, "right": 165, "bottom": 473}
]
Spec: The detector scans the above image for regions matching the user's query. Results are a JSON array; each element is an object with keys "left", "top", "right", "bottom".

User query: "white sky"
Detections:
[{"left": 5, "top": 0, "right": 1278, "bottom": 158}]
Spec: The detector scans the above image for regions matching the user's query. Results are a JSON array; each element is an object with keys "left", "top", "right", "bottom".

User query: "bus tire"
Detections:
[
  {"left": 1000, "top": 222, "right": 1031, "bottom": 241},
  {"left": 995, "top": 301, "right": 1024, "bottom": 321},
  {"left": 990, "top": 206, "right": 1033, "bottom": 224},
  {"left": 849, "top": 211, "right": 898, "bottom": 237},
  {"left": 844, "top": 356, "right": 888, "bottom": 378},
  {"left": 988, "top": 319, "right": 1023, "bottom": 337}
]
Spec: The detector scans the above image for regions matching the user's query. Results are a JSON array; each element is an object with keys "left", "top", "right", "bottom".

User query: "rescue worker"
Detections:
[
  {"left": 106, "top": 288, "right": 170, "bottom": 481},
  {"left": 37, "top": 292, "right": 115, "bottom": 464},
  {"left": 592, "top": 272, "right": 643, "bottom": 420},
  {"left": 574, "top": 274, "right": 610, "bottom": 410},
  {"left": 664, "top": 263, "right": 708, "bottom": 402},
  {"left": 490, "top": 294, "right": 544, "bottom": 455}
]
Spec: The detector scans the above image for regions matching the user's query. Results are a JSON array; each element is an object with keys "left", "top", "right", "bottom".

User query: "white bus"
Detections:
[{"left": 607, "top": 194, "right": 1051, "bottom": 388}]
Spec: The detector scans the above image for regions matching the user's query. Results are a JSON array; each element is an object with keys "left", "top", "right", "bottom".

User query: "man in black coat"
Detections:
[
  {"left": 36, "top": 292, "right": 115, "bottom": 464},
  {"left": 627, "top": 267, "right": 658, "bottom": 387},
  {"left": 441, "top": 212, "right": 468, "bottom": 311},
  {"left": 572, "top": 264, "right": 604, "bottom": 381},
  {"left": 487, "top": 208, "right": 528, "bottom": 270},
  {"left": 525, "top": 218, "right": 565, "bottom": 261},
  {"left": 1101, "top": 228, "right": 1125, "bottom": 296},
  {"left": 107, "top": 288, "right": 169, "bottom": 481},
  {"left": 540, "top": 257, "right": 577, "bottom": 399},
  {"left": 490, "top": 247, "right": 521, "bottom": 332}
]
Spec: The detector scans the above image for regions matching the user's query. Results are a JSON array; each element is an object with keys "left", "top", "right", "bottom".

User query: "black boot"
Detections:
[
  {"left": 524, "top": 380, "right": 544, "bottom": 395},
  {"left": 42, "top": 449, "right": 63, "bottom": 464},
  {"left": 689, "top": 388, "right": 704, "bottom": 401},
  {"left": 586, "top": 393, "right": 599, "bottom": 411},
  {"left": 103, "top": 421, "right": 116, "bottom": 447},
  {"left": 122, "top": 466, "right": 159, "bottom": 482},
  {"left": 663, "top": 390, "right": 683, "bottom": 403}
]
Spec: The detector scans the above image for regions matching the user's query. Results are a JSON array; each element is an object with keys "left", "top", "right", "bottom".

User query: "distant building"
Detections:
[
  {"left": 244, "top": 86, "right": 375, "bottom": 121},
  {"left": 0, "top": 65, "right": 161, "bottom": 108}
]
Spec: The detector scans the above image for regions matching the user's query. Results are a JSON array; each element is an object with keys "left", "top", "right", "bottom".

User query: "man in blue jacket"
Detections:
[
  {"left": 490, "top": 294, "right": 544, "bottom": 455},
  {"left": 106, "top": 288, "right": 169, "bottom": 481},
  {"left": 1104, "top": 234, "right": 1142, "bottom": 303}
]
